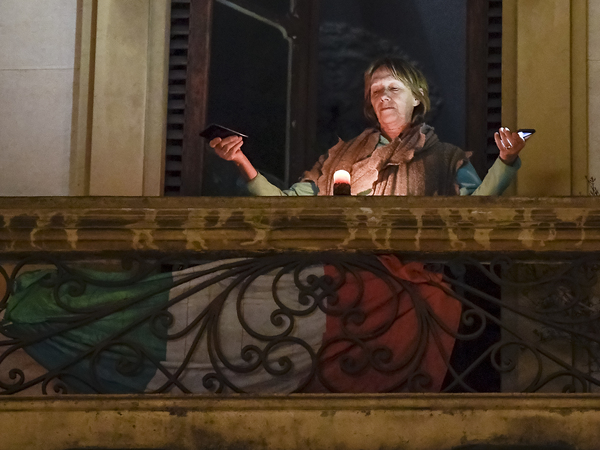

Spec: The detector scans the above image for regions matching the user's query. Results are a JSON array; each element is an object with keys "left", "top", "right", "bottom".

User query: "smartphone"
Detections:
[
  {"left": 517, "top": 129, "right": 536, "bottom": 140},
  {"left": 199, "top": 124, "right": 248, "bottom": 141}
]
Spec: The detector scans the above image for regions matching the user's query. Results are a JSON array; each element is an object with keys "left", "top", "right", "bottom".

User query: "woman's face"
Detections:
[{"left": 369, "top": 67, "right": 419, "bottom": 130}]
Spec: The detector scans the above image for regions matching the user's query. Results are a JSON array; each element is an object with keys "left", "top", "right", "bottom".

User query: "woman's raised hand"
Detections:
[
  {"left": 209, "top": 135, "right": 258, "bottom": 181},
  {"left": 210, "top": 135, "right": 245, "bottom": 163},
  {"left": 494, "top": 127, "right": 526, "bottom": 165}
]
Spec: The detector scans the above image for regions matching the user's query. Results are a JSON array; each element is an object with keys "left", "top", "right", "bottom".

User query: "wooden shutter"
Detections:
[
  {"left": 486, "top": 0, "right": 503, "bottom": 170},
  {"left": 164, "top": 0, "right": 213, "bottom": 196},
  {"left": 164, "top": 0, "right": 191, "bottom": 196},
  {"left": 466, "top": 0, "right": 503, "bottom": 176}
]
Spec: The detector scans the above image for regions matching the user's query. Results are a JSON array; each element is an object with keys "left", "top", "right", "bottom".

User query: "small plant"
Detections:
[{"left": 586, "top": 176, "right": 599, "bottom": 196}]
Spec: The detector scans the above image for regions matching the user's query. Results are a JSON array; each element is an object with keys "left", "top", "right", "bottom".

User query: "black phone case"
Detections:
[
  {"left": 199, "top": 124, "right": 248, "bottom": 141},
  {"left": 517, "top": 128, "right": 536, "bottom": 139}
]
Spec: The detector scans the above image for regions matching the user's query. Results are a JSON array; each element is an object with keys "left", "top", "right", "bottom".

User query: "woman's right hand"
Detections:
[
  {"left": 209, "top": 135, "right": 258, "bottom": 181},
  {"left": 209, "top": 135, "right": 245, "bottom": 163}
]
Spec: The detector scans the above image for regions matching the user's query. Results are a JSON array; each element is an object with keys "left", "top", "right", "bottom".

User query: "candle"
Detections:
[{"left": 333, "top": 170, "right": 351, "bottom": 196}]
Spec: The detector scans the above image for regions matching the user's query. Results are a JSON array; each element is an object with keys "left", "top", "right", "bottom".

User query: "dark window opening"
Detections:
[{"left": 164, "top": 0, "right": 501, "bottom": 195}]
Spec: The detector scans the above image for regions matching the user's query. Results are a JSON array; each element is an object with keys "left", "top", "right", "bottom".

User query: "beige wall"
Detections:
[
  {"left": 0, "top": 0, "right": 169, "bottom": 197},
  {"left": 0, "top": 0, "right": 77, "bottom": 196},
  {"left": 88, "top": 0, "right": 170, "bottom": 196},
  {"left": 589, "top": 0, "right": 600, "bottom": 182},
  {"left": 504, "top": 0, "right": 588, "bottom": 196}
]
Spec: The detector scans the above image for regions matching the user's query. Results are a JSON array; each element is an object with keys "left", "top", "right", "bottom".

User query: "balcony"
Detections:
[{"left": 1, "top": 196, "right": 600, "bottom": 450}]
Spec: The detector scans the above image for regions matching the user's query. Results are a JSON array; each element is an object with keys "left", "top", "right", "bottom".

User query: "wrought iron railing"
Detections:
[{"left": 1, "top": 251, "right": 599, "bottom": 395}]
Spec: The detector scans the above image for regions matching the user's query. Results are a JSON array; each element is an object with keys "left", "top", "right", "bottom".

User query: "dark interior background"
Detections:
[
  {"left": 318, "top": 0, "right": 467, "bottom": 150},
  {"left": 203, "top": 1, "right": 289, "bottom": 195}
]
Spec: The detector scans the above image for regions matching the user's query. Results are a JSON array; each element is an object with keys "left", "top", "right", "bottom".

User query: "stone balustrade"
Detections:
[{"left": 0, "top": 196, "right": 599, "bottom": 254}]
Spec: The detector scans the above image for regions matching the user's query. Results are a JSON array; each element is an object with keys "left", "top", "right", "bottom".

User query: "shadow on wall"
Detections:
[
  {"left": 61, "top": 442, "right": 577, "bottom": 449},
  {"left": 452, "top": 445, "right": 576, "bottom": 450}
]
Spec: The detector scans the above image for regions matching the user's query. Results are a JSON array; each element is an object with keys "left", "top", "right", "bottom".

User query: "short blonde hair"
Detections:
[{"left": 364, "top": 57, "right": 430, "bottom": 127}]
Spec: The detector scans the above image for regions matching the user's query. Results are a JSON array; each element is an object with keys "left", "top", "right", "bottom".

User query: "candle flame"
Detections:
[{"left": 333, "top": 170, "right": 351, "bottom": 184}]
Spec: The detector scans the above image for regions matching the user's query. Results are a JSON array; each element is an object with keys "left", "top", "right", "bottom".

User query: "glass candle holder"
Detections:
[{"left": 333, "top": 170, "right": 351, "bottom": 196}]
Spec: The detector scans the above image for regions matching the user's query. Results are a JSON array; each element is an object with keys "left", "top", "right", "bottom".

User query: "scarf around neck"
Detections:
[{"left": 303, "top": 124, "right": 453, "bottom": 196}]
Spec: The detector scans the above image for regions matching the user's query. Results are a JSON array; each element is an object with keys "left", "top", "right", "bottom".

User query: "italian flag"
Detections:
[{"left": 2, "top": 256, "right": 461, "bottom": 394}]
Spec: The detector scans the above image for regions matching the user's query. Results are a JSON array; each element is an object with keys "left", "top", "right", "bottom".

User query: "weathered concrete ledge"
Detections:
[
  {"left": 0, "top": 196, "right": 599, "bottom": 253},
  {"left": 1, "top": 394, "right": 600, "bottom": 450}
]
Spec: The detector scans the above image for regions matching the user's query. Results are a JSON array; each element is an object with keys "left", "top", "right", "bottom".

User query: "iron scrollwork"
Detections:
[{"left": 0, "top": 253, "right": 599, "bottom": 395}]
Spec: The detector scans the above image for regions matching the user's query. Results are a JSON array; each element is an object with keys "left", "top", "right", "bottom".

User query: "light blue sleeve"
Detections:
[
  {"left": 457, "top": 161, "right": 483, "bottom": 196},
  {"left": 246, "top": 173, "right": 319, "bottom": 196},
  {"left": 458, "top": 158, "right": 521, "bottom": 196},
  {"left": 470, "top": 157, "right": 521, "bottom": 196}
]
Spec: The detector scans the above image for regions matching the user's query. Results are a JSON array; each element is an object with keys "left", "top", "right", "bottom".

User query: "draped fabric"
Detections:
[
  {"left": 314, "top": 256, "right": 462, "bottom": 393},
  {"left": 3, "top": 258, "right": 461, "bottom": 394},
  {"left": 2, "top": 269, "right": 171, "bottom": 393}
]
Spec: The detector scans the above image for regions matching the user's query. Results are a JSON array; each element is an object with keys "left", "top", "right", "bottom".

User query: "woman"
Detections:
[{"left": 211, "top": 57, "right": 526, "bottom": 196}]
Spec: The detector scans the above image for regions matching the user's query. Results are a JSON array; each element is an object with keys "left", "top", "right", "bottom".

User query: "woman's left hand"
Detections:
[{"left": 494, "top": 127, "right": 526, "bottom": 165}]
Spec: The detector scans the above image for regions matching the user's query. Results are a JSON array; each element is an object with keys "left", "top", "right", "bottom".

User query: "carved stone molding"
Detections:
[{"left": 0, "top": 197, "right": 599, "bottom": 253}]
